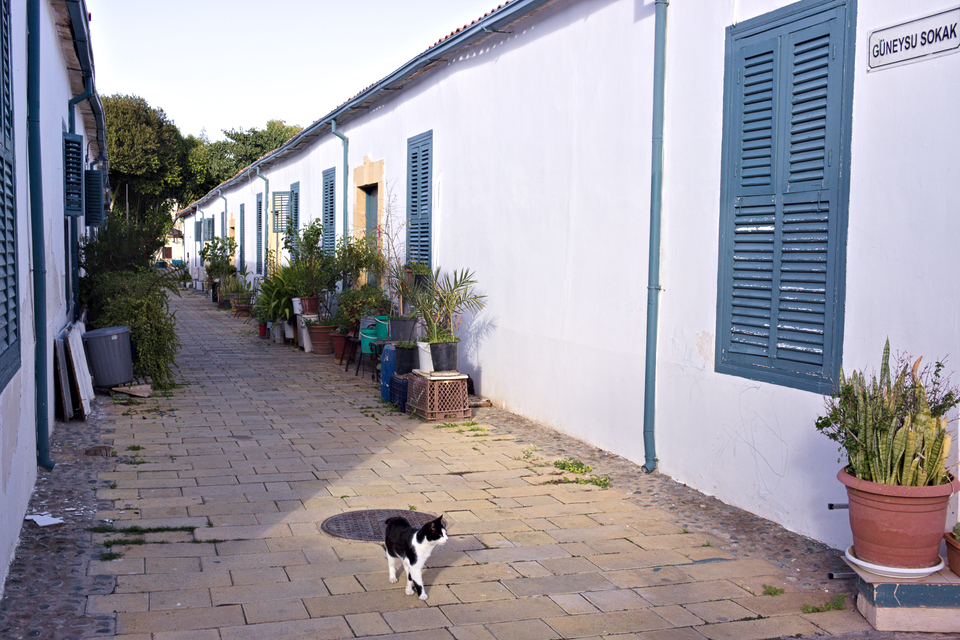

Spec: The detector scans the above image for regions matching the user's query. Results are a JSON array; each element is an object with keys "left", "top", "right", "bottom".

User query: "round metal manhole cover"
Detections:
[{"left": 320, "top": 509, "right": 438, "bottom": 542}]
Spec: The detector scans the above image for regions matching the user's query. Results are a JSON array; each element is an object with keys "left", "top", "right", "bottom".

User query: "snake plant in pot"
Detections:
[{"left": 816, "top": 339, "right": 959, "bottom": 570}]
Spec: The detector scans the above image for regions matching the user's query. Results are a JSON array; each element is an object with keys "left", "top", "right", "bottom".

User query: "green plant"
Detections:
[
  {"left": 220, "top": 266, "right": 255, "bottom": 300},
  {"left": 407, "top": 267, "right": 486, "bottom": 343},
  {"left": 954, "top": 523, "right": 960, "bottom": 539},
  {"left": 801, "top": 595, "right": 845, "bottom": 614},
  {"left": 763, "top": 584, "right": 785, "bottom": 596},
  {"left": 332, "top": 284, "right": 390, "bottom": 333},
  {"left": 335, "top": 233, "right": 384, "bottom": 290},
  {"left": 554, "top": 459, "right": 592, "bottom": 474},
  {"left": 283, "top": 219, "right": 339, "bottom": 316},
  {"left": 816, "top": 339, "right": 959, "bottom": 486},
  {"left": 198, "top": 236, "right": 237, "bottom": 284}
]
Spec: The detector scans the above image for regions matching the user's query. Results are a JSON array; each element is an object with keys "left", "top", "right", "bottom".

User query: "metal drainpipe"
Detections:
[
  {"left": 256, "top": 167, "right": 269, "bottom": 271},
  {"left": 68, "top": 77, "right": 92, "bottom": 320},
  {"left": 642, "top": 0, "right": 669, "bottom": 474},
  {"left": 218, "top": 189, "right": 227, "bottom": 241},
  {"left": 28, "top": 0, "right": 54, "bottom": 470},
  {"left": 330, "top": 119, "right": 349, "bottom": 238}
]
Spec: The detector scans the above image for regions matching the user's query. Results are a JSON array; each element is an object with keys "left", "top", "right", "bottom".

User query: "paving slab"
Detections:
[{"left": 0, "top": 292, "right": 904, "bottom": 639}]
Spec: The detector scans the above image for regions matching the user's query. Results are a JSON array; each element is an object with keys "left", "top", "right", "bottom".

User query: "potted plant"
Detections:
[
  {"left": 284, "top": 220, "right": 339, "bottom": 317},
  {"left": 199, "top": 237, "right": 237, "bottom": 306},
  {"left": 946, "top": 523, "right": 960, "bottom": 576},
  {"left": 394, "top": 340, "right": 419, "bottom": 376},
  {"left": 816, "top": 339, "right": 960, "bottom": 569},
  {"left": 221, "top": 266, "right": 254, "bottom": 315},
  {"left": 303, "top": 317, "right": 336, "bottom": 355},
  {"left": 408, "top": 267, "right": 486, "bottom": 372}
]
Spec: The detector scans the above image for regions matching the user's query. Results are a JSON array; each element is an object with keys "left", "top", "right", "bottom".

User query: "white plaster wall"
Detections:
[{"left": 656, "top": 0, "right": 960, "bottom": 551}]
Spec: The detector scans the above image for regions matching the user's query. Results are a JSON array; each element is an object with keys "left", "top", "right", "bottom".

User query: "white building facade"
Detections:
[
  {"left": 0, "top": 0, "right": 108, "bottom": 590},
  {"left": 181, "top": 0, "right": 960, "bottom": 551}
]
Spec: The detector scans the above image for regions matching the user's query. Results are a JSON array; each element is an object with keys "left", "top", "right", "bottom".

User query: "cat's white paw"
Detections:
[
  {"left": 419, "top": 591, "right": 429, "bottom": 601},
  {"left": 405, "top": 586, "right": 414, "bottom": 595},
  {"left": 389, "top": 576, "right": 398, "bottom": 584}
]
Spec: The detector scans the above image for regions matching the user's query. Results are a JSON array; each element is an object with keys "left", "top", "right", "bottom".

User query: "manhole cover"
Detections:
[{"left": 320, "top": 509, "right": 437, "bottom": 542}]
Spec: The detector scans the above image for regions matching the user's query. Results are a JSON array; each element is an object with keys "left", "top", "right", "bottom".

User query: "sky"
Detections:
[{"left": 85, "top": 0, "right": 504, "bottom": 141}]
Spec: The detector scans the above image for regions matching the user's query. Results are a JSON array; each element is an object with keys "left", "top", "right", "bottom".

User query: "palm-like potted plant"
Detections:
[
  {"left": 199, "top": 237, "right": 237, "bottom": 306},
  {"left": 407, "top": 267, "right": 486, "bottom": 373},
  {"left": 816, "top": 339, "right": 960, "bottom": 570}
]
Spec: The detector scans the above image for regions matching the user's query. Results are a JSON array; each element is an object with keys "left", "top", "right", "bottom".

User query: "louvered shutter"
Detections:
[
  {"left": 221, "top": 210, "right": 226, "bottom": 239},
  {"left": 322, "top": 168, "right": 335, "bottom": 254},
  {"left": 272, "top": 191, "right": 290, "bottom": 233},
  {"left": 288, "top": 182, "right": 300, "bottom": 254},
  {"left": 204, "top": 218, "right": 214, "bottom": 241},
  {"left": 0, "top": 0, "right": 17, "bottom": 390},
  {"left": 256, "top": 193, "right": 263, "bottom": 274},
  {"left": 406, "top": 131, "right": 433, "bottom": 268},
  {"left": 84, "top": 169, "right": 104, "bottom": 226},
  {"left": 195, "top": 220, "right": 202, "bottom": 243},
  {"left": 716, "top": 3, "right": 849, "bottom": 393},
  {"left": 63, "top": 132, "right": 83, "bottom": 216}
]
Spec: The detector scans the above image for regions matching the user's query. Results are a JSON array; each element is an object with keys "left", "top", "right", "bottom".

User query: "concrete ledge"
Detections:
[{"left": 848, "top": 557, "right": 960, "bottom": 632}]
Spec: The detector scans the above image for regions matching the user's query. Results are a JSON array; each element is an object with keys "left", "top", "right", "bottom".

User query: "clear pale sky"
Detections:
[{"left": 85, "top": 0, "right": 504, "bottom": 140}]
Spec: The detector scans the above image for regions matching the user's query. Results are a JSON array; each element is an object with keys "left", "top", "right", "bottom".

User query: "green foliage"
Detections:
[
  {"left": 559, "top": 475, "right": 611, "bottom": 488},
  {"left": 953, "top": 523, "right": 960, "bottom": 540},
  {"left": 336, "top": 234, "right": 384, "bottom": 290},
  {"left": 80, "top": 214, "right": 169, "bottom": 275},
  {"left": 554, "top": 459, "right": 593, "bottom": 474},
  {"left": 762, "top": 584, "right": 785, "bottom": 596},
  {"left": 801, "top": 595, "right": 845, "bottom": 614},
  {"left": 284, "top": 219, "right": 338, "bottom": 315},
  {"left": 332, "top": 284, "right": 390, "bottom": 334},
  {"left": 84, "top": 269, "right": 182, "bottom": 389},
  {"left": 816, "top": 340, "right": 959, "bottom": 486},
  {"left": 198, "top": 236, "right": 237, "bottom": 283},
  {"left": 407, "top": 267, "right": 486, "bottom": 343},
  {"left": 255, "top": 267, "right": 296, "bottom": 324}
]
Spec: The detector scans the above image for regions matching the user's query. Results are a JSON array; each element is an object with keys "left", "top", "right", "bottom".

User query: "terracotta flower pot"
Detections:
[
  {"left": 300, "top": 296, "right": 319, "bottom": 315},
  {"left": 945, "top": 533, "right": 960, "bottom": 576},
  {"left": 332, "top": 333, "right": 350, "bottom": 361},
  {"left": 306, "top": 325, "right": 334, "bottom": 355},
  {"left": 838, "top": 468, "right": 958, "bottom": 569}
]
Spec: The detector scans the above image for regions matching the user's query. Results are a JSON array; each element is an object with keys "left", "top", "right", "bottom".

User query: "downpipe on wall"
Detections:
[
  {"left": 642, "top": 0, "right": 669, "bottom": 474},
  {"left": 330, "top": 119, "right": 349, "bottom": 237},
  {"left": 28, "top": 0, "right": 54, "bottom": 470}
]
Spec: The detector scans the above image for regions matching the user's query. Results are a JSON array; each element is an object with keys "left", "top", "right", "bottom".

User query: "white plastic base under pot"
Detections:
[
  {"left": 417, "top": 342, "right": 434, "bottom": 372},
  {"left": 844, "top": 546, "right": 945, "bottom": 579},
  {"left": 299, "top": 315, "right": 318, "bottom": 353}
]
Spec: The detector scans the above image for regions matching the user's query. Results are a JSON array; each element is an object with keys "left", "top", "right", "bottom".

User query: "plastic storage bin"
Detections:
[
  {"left": 390, "top": 374, "right": 408, "bottom": 413},
  {"left": 82, "top": 326, "right": 134, "bottom": 387},
  {"left": 380, "top": 344, "right": 396, "bottom": 402},
  {"left": 375, "top": 315, "right": 390, "bottom": 340}
]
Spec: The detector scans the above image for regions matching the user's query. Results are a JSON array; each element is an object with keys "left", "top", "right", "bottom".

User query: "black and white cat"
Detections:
[{"left": 384, "top": 515, "right": 447, "bottom": 600}]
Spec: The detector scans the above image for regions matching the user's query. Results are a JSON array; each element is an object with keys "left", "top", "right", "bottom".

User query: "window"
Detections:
[
  {"left": 0, "top": 0, "right": 16, "bottom": 390},
  {"left": 322, "top": 168, "right": 335, "bottom": 254},
  {"left": 63, "top": 132, "right": 83, "bottom": 216},
  {"left": 239, "top": 203, "right": 245, "bottom": 272},
  {"left": 406, "top": 131, "right": 433, "bottom": 268},
  {"left": 272, "top": 191, "right": 290, "bottom": 233},
  {"left": 221, "top": 210, "right": 226, "bottom": 239},
  {"left": 289, "top": 182, "right": 300, "bottom": 251},
  {"left": 256, "top": 193, "right": 263, "bottom": 275},
  {"left": 84, "top": 169, "right": 104, "bottom": 226},
  {"left": 203, "top": 217, "right": 214, "bottom": 241},
  {"left": 195, "top": 219, "right": 202, "bottom": 243},
  {"left": 715, "top": 0, "right": 855, "bottom": 393}
]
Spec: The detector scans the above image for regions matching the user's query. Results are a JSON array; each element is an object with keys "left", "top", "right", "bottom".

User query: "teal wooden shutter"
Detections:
[
  {"left": 195, "top": 220, "right": 201, "bottom": 243},
  {"left": 322, "top": 168, "right": 335, "bottom": 254},
  {"left": 63, "top": 132, "right": 83, "bottom": 216},
  {"left": 716, "top": 1, "right": 852, "bottom": 393},
  {"left": 256, "top": 193, "right": 263, "bottom": 274},
  {"left": 204, "top": 217, "right": 214, "bottom": 241},
  {"left": 289, "top": 182, "right": 300, "bottom": 252},
  {"left": 272, "top": 191, "right": 290, "bottom": 233},
  {"left": 221, "top": 210, "right": 226, "bottom": 239},
  {"left": 84, "top": 169, "right": 104, "bottom": 226},
  {"left": 239, "top": 203, "right": 245, "bottom": 271},
  {"left": 0, "top": 0, "right": 17, "bottom": 391},
  {"left": 406, "top": 131, "right": 433, "bottom": 268}
]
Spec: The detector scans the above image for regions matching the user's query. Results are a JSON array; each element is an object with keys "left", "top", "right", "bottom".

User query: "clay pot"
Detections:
[
  {"left": 838, "top": 468, "right": 958, "bottom": 569},
  {"left": 300, "top": 296, "right": 319, "bottom": 315},
  {"left": 306, "top": 324, "right": 335, "bottom": 355},
  {"left": 945, "top": 533, "right": 960, "bottom": 576}
]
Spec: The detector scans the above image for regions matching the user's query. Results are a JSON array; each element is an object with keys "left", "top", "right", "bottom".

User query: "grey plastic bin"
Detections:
[{"left": 82, "top": 326, "right": 134, "bottom": 387}]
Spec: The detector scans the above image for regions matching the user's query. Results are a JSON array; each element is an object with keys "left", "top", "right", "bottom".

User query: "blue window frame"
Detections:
[
  {"left": 256, "top": 193, "right": 263, "bottom": 275},
  {"left": 0, "top": 0, "right": 19, "bottom": 392},
  {"left": 715, "top": 0, "right": 856, "bottom": 394},
  {"left": 406, "top": 131, "right": 433, "bottom": 268},
  {"left": 322, "top": 167, "right": 335, "bottom": 255}
]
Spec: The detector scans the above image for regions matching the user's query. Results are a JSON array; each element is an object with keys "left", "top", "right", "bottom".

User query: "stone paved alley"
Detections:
[{"left": 1, "top": 290, "right": 953, "bottom": 639}]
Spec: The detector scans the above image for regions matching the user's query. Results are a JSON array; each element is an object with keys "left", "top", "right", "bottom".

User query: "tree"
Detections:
[
  {"left": 223, "top": 119, "right": 302, "bottom": 168},
  {"left": 102, "top": 94, "right": 185, "bottom": 227}
]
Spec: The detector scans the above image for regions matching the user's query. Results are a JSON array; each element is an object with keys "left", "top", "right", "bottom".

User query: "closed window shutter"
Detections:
[
  {"left": 272, "top": 191, "right": 290, "bottom": 233},
  {"left": 239, "top": 203, "right": 245, "bottom": 271},
  {"left": 63, "top": 132, "right": 83, "bottom": 216},
  {"left": 195, "top": 220, "right": 201, "bottom": 243},
  {"left": 204, "top": 218, "right": 214, "bottom": 241},
  {"left": 717, "top": 3, "right": 849, "bottom": 393},
  {"left": 256, "top": 193, "right": 263, "bottom": 274},
  {"left": 0, "top": 0, "right": 17, "bottom": 391},
  {"left": 406, "top": 131, "right": 433, "bottom": 268},
  {"left": 289, "top": 182, "right": 300, "bottom": 254},
  {"left": 322, "top": 168, "right": 335, "bottom": 254},
  {"left": 221, "top": 210, "right": 226, "bottom": 239},
  {"left": 84, "top": 169, "right": 104, "bottom": 226}
]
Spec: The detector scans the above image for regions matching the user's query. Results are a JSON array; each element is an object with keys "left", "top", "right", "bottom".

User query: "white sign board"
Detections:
[{"left": 868, "top": 7, "right": 960, "bottom": 71}]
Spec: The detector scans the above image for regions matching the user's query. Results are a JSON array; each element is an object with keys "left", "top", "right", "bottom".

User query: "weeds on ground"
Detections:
[
  {"left": 554, "top": 458, "right": 592, "bottom": 474},
  {"left": 762, "top": 584, "right": 785, "bottom": 596},
  {"left": 801, "top": 595, "right": 845, "bottom": 613}
]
